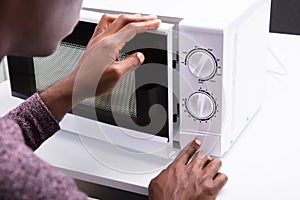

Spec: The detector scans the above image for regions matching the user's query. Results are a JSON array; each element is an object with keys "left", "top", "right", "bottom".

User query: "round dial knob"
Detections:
[
  {"left": 186, "top": 92, "right": 216, "bottom": 120},
  {"left": 186, "top": 49, "right": 217, "bottom": 81}
]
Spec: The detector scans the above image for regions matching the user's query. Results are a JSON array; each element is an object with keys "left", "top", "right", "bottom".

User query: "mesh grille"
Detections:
[
  {"left": 34, "top": 42, "right": 137, "bottom": 117},
  {"left": 34, "top": 43, "right": 84, "bottom": 90}
]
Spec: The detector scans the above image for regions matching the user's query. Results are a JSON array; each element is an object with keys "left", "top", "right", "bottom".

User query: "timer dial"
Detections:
[
  {"left": 186, "top": 92, "right": 216, "bottom": 120},
  {"left": 186, "top": 49, "right": 217, "bottom": 81}
]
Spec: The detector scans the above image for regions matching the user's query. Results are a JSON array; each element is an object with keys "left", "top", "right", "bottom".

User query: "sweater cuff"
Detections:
[
  {"left": 5, "top": 93, "right": 60, "bottom": 149},
  {"left": 35, "top": 93, "right": 61, "bottom": 132}
]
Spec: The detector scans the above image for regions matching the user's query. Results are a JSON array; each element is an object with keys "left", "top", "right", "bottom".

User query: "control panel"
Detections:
[
  {"left": 179, "top": 42, "right": 223, "bottom": 135},
  {"left": 183, "top": 48, "right": 219, "bottom": 122}
]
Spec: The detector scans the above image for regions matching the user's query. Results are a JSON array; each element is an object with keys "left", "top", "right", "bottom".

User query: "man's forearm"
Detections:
[{"left": 40, "top": 75, "right": 77, "bottom": 122}]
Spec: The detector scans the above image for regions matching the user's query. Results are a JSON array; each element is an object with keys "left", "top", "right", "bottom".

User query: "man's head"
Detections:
[{"left": 0, "top": 0, "right": 83, "bottom": 57}]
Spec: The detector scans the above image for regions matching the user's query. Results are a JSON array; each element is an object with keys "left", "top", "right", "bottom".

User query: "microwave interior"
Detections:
[{"left": 7, "top": 21, "right": 172, "bottom": 140}]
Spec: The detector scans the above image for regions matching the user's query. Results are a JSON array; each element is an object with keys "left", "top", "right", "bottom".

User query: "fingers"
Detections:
[
  {"left": 101, "top": 14, "right": 161, "bottom": 47},
  {"left": 213, "top": 173, "right": 228, "bottom": 190},
  {"left": 92, "top": 13, "right": 119, "bottom": 37},
  {"left": 118, "top": 18, "right": 161, "bottom": 34},
  {"left": 95, "top": 52, "right": 144, "bottom": 95},
  {"left": 91, "top": 13, "right": 161, "bottom": 58},
  {"left": 105, "top": 14, "right": 159, "bottom": 34},
  {"left": 204, "top": 158, "right": 223, "bottom": 179},
  {"left": 114, "top": 19, "right": 161, "bottom": 45},
  {"left": 189, "top": 150, "right": 211, "bottom": 169},
  {"left": 115, "top": 52, "right": 145, "bottom": 74},
  {"left": 92, "top": 13, "right": 157, "bottom": 38},
  {"left": 187, "top": 148, "right": 227, "bottom": 192},
  {"left": 175, "top": 139, "right": 201, "bottom": 165}
]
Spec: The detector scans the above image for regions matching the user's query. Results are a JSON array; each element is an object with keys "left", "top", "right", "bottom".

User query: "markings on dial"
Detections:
[
  {"left": 184, "top": 90, "right": 217, "bottom": 121},
  {"left": 184, "top": 48, "right": 218, "bottom": 81}
]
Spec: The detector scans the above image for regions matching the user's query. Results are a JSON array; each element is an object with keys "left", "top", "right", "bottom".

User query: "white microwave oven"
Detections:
[{"left": 7, "top": 0, "right": 270, "bottom": 157}]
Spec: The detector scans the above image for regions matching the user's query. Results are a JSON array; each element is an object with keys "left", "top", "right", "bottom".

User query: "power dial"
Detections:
[
  {"left": 186, "top": 91, "right": 216, "bottom": 120},
  {"left": 186, "top": 49, "right": 217, "bottom": 81}
]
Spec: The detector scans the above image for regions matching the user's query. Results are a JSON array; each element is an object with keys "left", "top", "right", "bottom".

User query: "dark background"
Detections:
[{"left": 270, "top": 0, "right": 300, "bottom": 35}]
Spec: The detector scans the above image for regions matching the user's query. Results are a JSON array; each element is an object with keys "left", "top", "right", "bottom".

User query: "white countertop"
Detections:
[{"left": 1, "top": 32, "right": 300, "bottom": 199}]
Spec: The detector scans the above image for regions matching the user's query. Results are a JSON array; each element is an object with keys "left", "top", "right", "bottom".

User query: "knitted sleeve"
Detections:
[
  {"left": 0, "top": 93, "right": 87, "bottom": 199},
  {"left": 5, "top": 93, "right": 60, "bottom": 150}
]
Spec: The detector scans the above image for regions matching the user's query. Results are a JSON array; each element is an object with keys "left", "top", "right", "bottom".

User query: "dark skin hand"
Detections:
[{"left": 148, "top": 139, "right": 228, "bottom": 200}]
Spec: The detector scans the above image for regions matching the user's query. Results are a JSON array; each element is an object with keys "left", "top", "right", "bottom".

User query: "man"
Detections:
[{"left": 0, "top": 0, "right": 227, "bottom": 199}]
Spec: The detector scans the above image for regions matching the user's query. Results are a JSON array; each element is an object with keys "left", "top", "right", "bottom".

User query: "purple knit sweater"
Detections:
[{"left": 0, "top": 93, "right": 87, "bottom": 199}]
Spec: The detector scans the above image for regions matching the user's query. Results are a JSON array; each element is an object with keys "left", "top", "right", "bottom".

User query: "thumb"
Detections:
[{"left": 118, "top": 52, "right": 145, "bottom": 73}]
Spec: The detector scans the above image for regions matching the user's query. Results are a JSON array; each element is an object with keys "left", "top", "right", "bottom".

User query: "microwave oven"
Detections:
[{"left": 7, "top": 0, "right": 270, "bottom": 157}]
